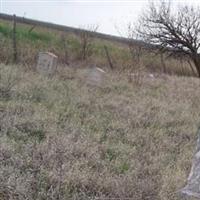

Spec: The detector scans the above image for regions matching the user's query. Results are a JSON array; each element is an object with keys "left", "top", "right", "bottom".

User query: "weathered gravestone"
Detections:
[
  {"left": 86, "top": 67, "right": 106, "bottom": 87},
  {"left": 37, "top": 52, "right": 58, "bottom": 76},
  {"left": 181, "top": 128, "right": 200, "bottom": 198}
]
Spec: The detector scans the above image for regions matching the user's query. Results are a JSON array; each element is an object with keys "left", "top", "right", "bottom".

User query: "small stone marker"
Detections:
[
  {"left": 181, "top": 128, "right": 200, "bottom": 198},
  {"left": 86, "top": 67, "right": 106, "bottom": 87},
  {"left": 37, "top": 52, "right": 58, "bottom": 76}
]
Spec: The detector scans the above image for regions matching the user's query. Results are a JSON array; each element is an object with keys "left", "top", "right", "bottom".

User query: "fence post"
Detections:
[
  {"left": 13, "top": 14, "right": 17, "bottom": 63},
  {"left": 61, "top": 34, "right": 69, "bottom": 65},
  {"left": 160, "top": 53, "right": 166, "bottom": 73},
  {"left": 104, "top": 45, "right": 114, "bottom": 70}
]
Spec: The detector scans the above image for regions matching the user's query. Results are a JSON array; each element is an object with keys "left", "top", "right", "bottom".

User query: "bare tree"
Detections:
[
  {"left": 78, "top": 24, "right": 99, "bottom": 60},
  {"left": 137, "top": 1, "right": 200, "bottom": 77}
]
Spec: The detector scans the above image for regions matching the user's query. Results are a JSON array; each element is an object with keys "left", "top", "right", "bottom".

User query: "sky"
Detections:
[{"left": 1, "top": 0, "right": 200, "bottom": 36}]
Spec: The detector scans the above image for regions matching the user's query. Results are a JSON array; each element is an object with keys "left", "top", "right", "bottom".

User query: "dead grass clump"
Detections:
[{"left": 0, "top": 64, "right": 21, "bottom": 100}]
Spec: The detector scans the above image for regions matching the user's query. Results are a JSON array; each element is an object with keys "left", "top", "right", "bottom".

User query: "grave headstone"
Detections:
[
  {"left": 181, "top": 128, "right": 200, "bottom": 198},
  {"left": 37, "top": 52, "right": 58, "bottom": 76},
  {"left": 86, "top": 67, "right": 106, "bottom": 87}
]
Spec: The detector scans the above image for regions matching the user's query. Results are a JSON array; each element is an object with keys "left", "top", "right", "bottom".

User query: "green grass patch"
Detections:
[
  {"left": 0, "top": 22, "right": 53, "bottom": 42},
  {"left": 0, "top": 23, "right": 11, "bottom": 37}
]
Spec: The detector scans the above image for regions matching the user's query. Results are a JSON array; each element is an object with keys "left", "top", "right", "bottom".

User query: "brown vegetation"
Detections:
[{"left": 0, "top": 64, "right": 199, "bottom": 200}]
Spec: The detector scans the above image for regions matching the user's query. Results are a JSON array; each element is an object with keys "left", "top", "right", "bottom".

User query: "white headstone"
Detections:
[
  {"left": 37, "top": 52, "right": 58, "bottom": 76},
  {"left": 86, "top": 67, "right": 106, "bottom": 87}
]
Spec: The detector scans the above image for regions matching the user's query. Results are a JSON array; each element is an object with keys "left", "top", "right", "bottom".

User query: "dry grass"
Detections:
[{"left": 0, "top": 63, "right": 200, "bottom": 199}]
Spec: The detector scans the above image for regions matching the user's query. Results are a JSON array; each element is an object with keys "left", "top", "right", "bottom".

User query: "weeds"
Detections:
[
  {"left": 0, "top": 64, "right": 21, "bottom": 100},
  {"left": 0, "top": 44, "right": 199, "bottom": 200}
]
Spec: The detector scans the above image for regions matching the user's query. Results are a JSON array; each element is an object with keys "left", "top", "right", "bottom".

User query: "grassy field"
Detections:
[
  {"left": 0, "top": 63, "right": 199, "bottom": 200},
  {"left": 0, "top": 16, "right": 200, "bottom": 200}
]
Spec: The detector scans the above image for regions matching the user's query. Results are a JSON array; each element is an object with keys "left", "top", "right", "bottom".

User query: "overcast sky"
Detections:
[{"left": 1, "top": 0, "right": 200, "bottom": 36}]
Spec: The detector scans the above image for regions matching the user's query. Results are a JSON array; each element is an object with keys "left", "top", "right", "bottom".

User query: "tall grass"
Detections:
[
  {"left": 0, "top": 63, "right": 199, "bottom": 199},
  {"left": 0, "top": 21, "right": 53, "bottom": 42}
]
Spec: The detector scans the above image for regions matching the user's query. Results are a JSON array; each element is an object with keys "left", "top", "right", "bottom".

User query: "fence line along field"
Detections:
[{"left": 0, "top": 14, "right": 197, "bottom": 77}]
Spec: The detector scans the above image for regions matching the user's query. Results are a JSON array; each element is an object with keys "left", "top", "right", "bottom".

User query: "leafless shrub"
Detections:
[
  {"left": 0, "top": 34, "right": 12, "bottom": 64},
  {"left": 127, "top": 24, "right": 144, "bottom": 85},
  {"left": 137, "top": 0, "right": 200, "bottom": 77},
  {"left": 0, "top": 64, "right": 21, "bottom": 99},
  {"left": 78, "top": 24, "right": 99, "bottom": 60}
]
